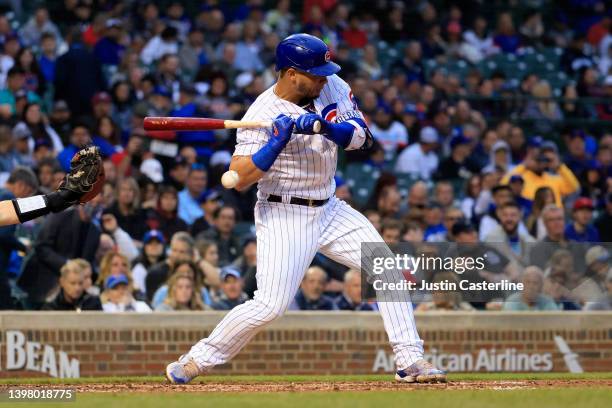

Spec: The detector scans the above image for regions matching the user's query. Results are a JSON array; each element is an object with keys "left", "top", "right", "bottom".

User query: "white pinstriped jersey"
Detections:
[{"left": 233, "top": 74, "right": 364, "bottom": 200}]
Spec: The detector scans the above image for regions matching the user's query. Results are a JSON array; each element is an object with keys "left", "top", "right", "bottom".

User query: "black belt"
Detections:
[{"left": 267, "top": 194, "right": 329, "bottom": 207}]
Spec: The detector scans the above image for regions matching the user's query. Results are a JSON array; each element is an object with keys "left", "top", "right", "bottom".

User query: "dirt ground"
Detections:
[{"left": 3, "top": 379, "right": 611, "bottom": 393}]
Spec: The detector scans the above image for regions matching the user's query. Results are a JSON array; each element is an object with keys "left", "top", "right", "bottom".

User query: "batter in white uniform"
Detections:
[{"left": 166, "top": 33, "right": 447, "bottom": 384}]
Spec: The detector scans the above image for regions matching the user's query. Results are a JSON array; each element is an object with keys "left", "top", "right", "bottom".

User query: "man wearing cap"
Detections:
[
  {"left": 395, "top": 126, "right": 440, "bottom": 180},
  {"left": 191, "top": 189, "right": 222, "bottom": 237},
  {"left": 573, "top": 246, "right": 611, "bottom": 306},
  {"left": 565, "top": 197, "right": 600, "bottom": 242},
  {"left": 210, "top": 266, "right": 249, "bottom": 311},
  {"left": 92, "top": 92, "right": 114, "bottom": 119},
  {"left": 101, "top": 274, "right": 152, "bottom": 312},
  {"left": 370, "top": 104, "right": 408, "bottom": 162},
  {"left": 94, "top": 19, "right": 125, "bottom": 66},
  {"left": 508, "top": 174, "right": 532, "bottom": 216},
  {"left": 502, "top": 140, "right": 579, "bottom": 207},
  {"left": 434, "top": 134, "right": 479, "bottom": 180}
]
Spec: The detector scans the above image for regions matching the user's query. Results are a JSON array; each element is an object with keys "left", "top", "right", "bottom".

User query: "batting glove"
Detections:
[{"left": 295, "top": 113, "right": 326, "bottom": 135}]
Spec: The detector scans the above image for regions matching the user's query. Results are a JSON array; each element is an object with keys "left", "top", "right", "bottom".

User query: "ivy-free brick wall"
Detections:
[{"left": 0, "top": 312, "right": 610, "bottom": 377}]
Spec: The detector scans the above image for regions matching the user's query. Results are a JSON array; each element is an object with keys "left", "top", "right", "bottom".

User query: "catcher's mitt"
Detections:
[{"left": 60, "top": 145, "right": 105, "bottom": 205}]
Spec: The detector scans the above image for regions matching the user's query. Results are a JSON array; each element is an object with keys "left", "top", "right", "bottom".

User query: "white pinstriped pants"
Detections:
[{"left": 184, "top": 196, "right": 424, "bottom": 371}]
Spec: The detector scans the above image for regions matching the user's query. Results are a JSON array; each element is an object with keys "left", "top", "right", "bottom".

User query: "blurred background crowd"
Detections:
[{"left": 0, "top": 0, "right": 611, "bottom": 313}]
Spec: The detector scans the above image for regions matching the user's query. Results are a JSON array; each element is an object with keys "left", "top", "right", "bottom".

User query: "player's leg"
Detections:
[
  {"left": 317, "top": 197, "right": 446, "bottom": 383},
  {"left": 166, "top": 202, "right": 321, "bottom": 382}
]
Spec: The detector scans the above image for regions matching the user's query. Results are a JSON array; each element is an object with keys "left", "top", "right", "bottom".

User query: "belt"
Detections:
[{"left": 266, "top": 194, "right": 329, "bottom": 207}]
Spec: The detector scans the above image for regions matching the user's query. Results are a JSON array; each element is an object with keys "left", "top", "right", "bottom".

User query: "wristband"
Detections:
[
  {"left": 252, "top": 143, "right": 282, "bottom": 172},
  {"left": 12, "top": 195, "right": 51, "bottom": 223},
  {"left": 12, "top": 191, "right": 76, "bottom": 223},
  {"left": 321, "top": 121, "right": 354, "bottom": 149}
]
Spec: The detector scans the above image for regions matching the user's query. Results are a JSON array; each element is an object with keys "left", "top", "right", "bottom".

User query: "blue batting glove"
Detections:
[
  {"left": 295, "top": 113, "right": 325, "bottom": 135},
  {"left": 269, "top": 114, "right": 295, "bottom": 151}
]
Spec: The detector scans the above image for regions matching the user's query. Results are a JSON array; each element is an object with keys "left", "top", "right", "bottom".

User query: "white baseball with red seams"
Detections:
[{"left": 179, "top": 74, "right": 425, "bottom": 373}]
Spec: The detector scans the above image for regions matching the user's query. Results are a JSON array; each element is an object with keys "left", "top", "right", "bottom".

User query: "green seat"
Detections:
[{"left": 344, "top": 163, "right": 380, "bottom": 207}]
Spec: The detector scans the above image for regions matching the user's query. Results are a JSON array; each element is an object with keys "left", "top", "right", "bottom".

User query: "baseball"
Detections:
[{"left": 221, "top": 170, "right": 240, "bottom": 189}]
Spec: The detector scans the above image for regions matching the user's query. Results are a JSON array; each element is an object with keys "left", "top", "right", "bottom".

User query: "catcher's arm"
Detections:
[{"left": 5, "top": 146, "right": 104, "bottom": 226}]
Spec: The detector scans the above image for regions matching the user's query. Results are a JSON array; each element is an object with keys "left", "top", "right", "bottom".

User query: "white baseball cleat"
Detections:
[
  {"left": 395, "top": 359, "right": 447, "bottom": 383},
  {"left": 165, "top": 358, "right": 200, "bottom": 384}
]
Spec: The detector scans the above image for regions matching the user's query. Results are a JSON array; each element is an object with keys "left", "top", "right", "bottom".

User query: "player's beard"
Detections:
[{"left": 297, "top": 81, "right": 322, "bottom": 99}]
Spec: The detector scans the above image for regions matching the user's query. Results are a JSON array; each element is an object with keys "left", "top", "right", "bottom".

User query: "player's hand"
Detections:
[
  {"left": 295, "top": 113, "right": 324, "bottom": 135},
  {"left": 269, "top": 114, "right": 295, "bottom": 150}
]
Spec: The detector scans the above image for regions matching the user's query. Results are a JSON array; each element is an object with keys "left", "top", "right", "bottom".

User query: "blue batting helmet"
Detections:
[{"left": 275, "top": 33, "right": 341, "bottom": 76}]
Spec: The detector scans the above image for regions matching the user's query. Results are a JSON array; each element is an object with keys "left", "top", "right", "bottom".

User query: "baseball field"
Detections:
[{"left": 1, "top": 373, "right": 610, "bottom": 408}]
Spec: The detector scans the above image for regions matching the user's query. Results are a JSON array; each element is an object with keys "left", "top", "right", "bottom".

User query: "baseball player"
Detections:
[
  {"left": 166, "top": 34, "right": 446, "bottom": 384},
  {"left": 0, "top": 146, "right": 103, "bottom": 227}
]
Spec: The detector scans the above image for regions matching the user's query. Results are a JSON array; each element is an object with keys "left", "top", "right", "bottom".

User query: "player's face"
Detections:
[{"left": 293, "top": 69, "right": 327, "bottom": 99}]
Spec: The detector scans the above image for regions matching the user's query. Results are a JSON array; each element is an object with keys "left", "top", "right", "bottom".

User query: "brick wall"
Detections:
[{"left": 0, "top": 312, "right": 610, "bottom": 377}]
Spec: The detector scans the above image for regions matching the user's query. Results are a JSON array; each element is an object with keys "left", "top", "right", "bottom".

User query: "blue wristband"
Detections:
[
  {"left": 252, "top": 143, "right": 282, "bottom": 172},
  {"left": 322, "top": 121, "right": 354, "bottom": 149}
]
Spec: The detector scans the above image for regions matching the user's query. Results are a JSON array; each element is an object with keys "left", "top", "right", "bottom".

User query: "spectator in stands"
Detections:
[
  {"left": 104, "top": 177, "right": 148, "bottom": 241},
  {"left": 525, "top": 187, "right": 555, "bottom": 239},
  {"left": 380, "top": 218, "right": 403, "bottom": 245},
  {"left": 146, "top": 231, "right": 194, "bottom": 301},
  {"left": 595, "top": 193, "right": 612, "bottom": 242},
  {"left": 462, "top": 15, "right": 496, "bottom": 63},
  {"left": 370, "top": 104, "right": 408, "bottom": 162},
  {"left": 0, "top": 167, "right": 38, "bottom": 308},
  {"left": 543, "top": 254, "right": 581, "bottom": 310},
  {"left": 565, "top": 197, "right": 600, "bottom": 242},
  {"left": 198, "top": 206, "right": 240, "bottom": 266},
  {"left": 152, "top": 259, "right": 211, "bottom": 309},
  {"left": 19, "top": 6, "right": 62, "bottom": 47},
  {"left": 211, "top": 266, "right": 248, "bottom": 310},
  {"left": 148, "top": 184, "right": 189, "bottom": 242},
  {"left": 433, "top": 181, "right": 458, "bottom": 209},
  {"left": 507, "top": 175, "right": 532, "bottom": 217},
  {"left": 54, "top": 28, "right": 105, "bottom": 117},
  {"left": 19, "top": 196, "right": 103, "bottom": 309},
  {"left": 0, "top": 66, "right": 40, "bottom": 120},
  {"left": 57, "top": 123, "right": 92, "bottom": 172},
  {"left": 131, "top": 230, "right": 166, "bottom": 296},
  {"left": 196, "top": 239, "right": 221, "bottom": 292},
  {"left": 530, "top": 204, "right": 583, "bottom": 271},
  {"left": 156, "top": 271, "right": 208, "bottom": 311},
  {"left": 434, "top": 135, "right": 478, "bottom": 180},
  {"left": 585, "top": 269, "right": 612, "bottom": 310},
  {"left": 416, "top": 272, "right": 475, "bottom": 311},
  {"left": 503, "top": 266, "right": 558, "bottom": 311},
  {"left": 572, "top": 246, "right": 610, "bottom": 306},
  {"left": 493, "top": 12, "right": 521, "bottom": 53},
  {"left": 42, "top": 260, "right": 102, "bottom": 311},
  {"left": 140, "top": 26, "right": 179, "bottom": 65},
  {"left": 101, "top": 274, "right": 151, "bottom": 312},
  {"left": 94, "top": 19, "right": 125, "bottom": 66},
  {"left": 231, "top": 235, "right": 257, "bottom": 299},
  {"left": 99, "top": 212, "right": 139, "bottom": 262},
  {"left": 290, "top": 266, "right": 337, "bottom": 311},
  {"left": 522, "top": 81, "right": 563, "bottom": 134},
  {"left": 502, "top": 141, "right": 579, "bottom": 207},
  {"left": 394, "top": 126, "right": 439, "bottom": 180},
  {"left": 376, "top": 185, "right": 401, "bottom": 219},
  {"left": 335, "top": 269, "right": 375, "bottom": 311},
  {"left": 178, "top": 164, "right": 207, "bottom": 225},
  {"left": 191, "top": 189, "right": 222, "bottom": 237},
  {"left": 484, "top": 201, "right": 535, "bottom": 263}
]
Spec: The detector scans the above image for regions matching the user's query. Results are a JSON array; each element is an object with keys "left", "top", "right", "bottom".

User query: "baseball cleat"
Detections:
[
  {"left": 165, "top": 359, "right": 200, "bottom": 384},
  {"left": 395, "top": 359, "right": 447, "bottom": 383}
]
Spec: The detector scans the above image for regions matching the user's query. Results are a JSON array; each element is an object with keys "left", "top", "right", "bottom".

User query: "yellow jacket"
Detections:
[{"left": 501, "top": 164, "right": 580, "bottom": 207}]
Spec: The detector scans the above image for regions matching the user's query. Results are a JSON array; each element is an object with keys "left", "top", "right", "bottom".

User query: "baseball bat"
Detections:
[{"left": 143, "top": 117, "right": 321, "bottom": 132}]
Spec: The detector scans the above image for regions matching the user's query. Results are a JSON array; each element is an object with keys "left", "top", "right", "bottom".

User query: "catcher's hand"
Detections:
[
  {"left": 46, "top": 145, "right": 105, "bottom": 213},
  {"left": 62, "top": 145, "right": 105, "bottom": 204}
]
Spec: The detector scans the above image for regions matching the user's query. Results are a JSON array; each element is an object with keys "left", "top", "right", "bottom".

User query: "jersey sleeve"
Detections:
[
  {"left": 327, "top": 75, "right": 370, "bottom": 151},
  {"left": 233, "top": 109, "right": 270, "bottom": 157}
]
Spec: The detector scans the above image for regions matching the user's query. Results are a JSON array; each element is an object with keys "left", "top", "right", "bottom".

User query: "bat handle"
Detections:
[{"left": 313, "top": 120, "right": 322, "bottom": 133}]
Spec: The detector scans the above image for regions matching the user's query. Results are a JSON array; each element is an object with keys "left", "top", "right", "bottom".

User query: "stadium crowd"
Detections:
[{"left": 0, "top": 0, "right": 611, "bottom": 313}]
